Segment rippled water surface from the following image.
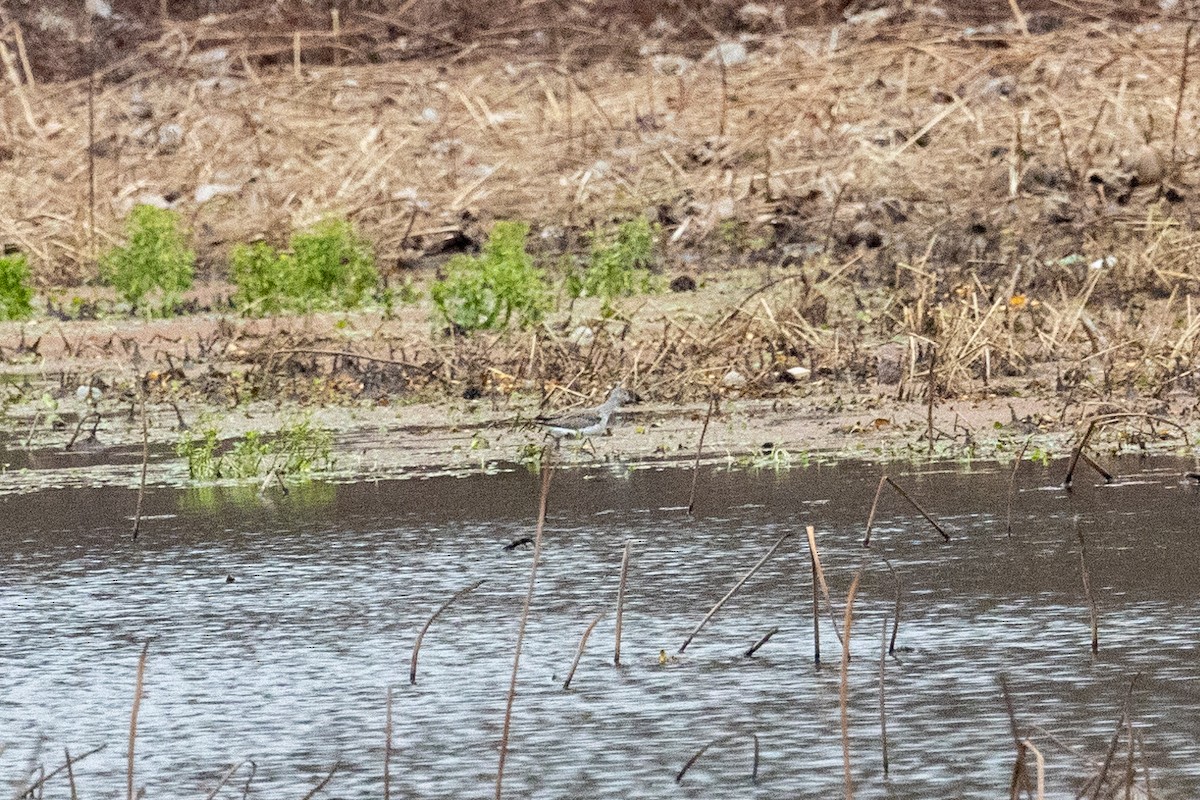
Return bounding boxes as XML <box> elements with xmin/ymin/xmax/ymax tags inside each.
<box><xmin>3</xmin><ymin>457</ymin><xmax>1199</xmax><ymax>798</ymax></box>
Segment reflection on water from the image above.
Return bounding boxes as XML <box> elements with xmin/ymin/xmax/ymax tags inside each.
<box><xmin>2</xmin><ymin>457</ymin><xmax>1199</xmax><ymax>798</ymax></box>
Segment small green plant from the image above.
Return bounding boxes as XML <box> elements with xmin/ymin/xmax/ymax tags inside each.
<box><xmin>0</xmin><ymin>252</ymin><xmax>34</xmax><ymax>320</ymax></box>
<box><xmin>176</xmin><ymin>418</ymin><xmax>333</xmax><ymax>480</ymax></box>
<box><xmin>230</xmin><ymin>218</ymin><xmax>378</xmax><ymax>315</ymax></box>
<box><xmin>568</xmin><ymin>217</ymin><xmax>658</xmax><ymax>316</ymax></box>
<box><xmin>100</xmin><ymin>205</ymin><xmax>194</xmax><ymax>314</ymax></box>
<box><xmin>430</xmin><ymin>221</ymin><xmax>551</xmax><ymax>332</ymax></box>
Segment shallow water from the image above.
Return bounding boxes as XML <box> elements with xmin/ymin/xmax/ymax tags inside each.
<box><xmin>2</xmin><ymin>456</ymin><xmax>1199</xmax><ymax>798</ymax></box>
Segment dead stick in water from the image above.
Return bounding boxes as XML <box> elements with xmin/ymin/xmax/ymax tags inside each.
<box><xmin>878</xmin><ymin>616</ymin><xmax>890</xmax><ymax>777</ymax></box>
<box><xmin>805</xmin><ymin>524</ymin><xmax>844</xmax><ymax>650</ymax></box>
<box><xmin>840</xmin><ymin>570</ymin><xmax>863</xmax><ymax>800</ymax></box>
<box><xmin>744</xmin><ymin>627</ymin><xmax>779</xmax><ymax>657</ymax></box>
<box><xmin>614</xmin><ymin>540</ymin><xmax>631</xmax><ymax>665</ymax></box>
<box><xmin>18</xmin><ymin>745</ymin><xmax>105</xmax><ymax>799</ymax></box>
<box><xmin>1079</xmin><ymin>450</ymin><xmax>1113</xmax><ymax>483</ymax></box>
<box><xmin>65</xmin><ymin>748</ymin><xmax>78</xmax><ymax>800</ymax></box>
<box><xmin>203</xmin><ymin>761</ymin><xmax>252</xmax><ymax>800</ymax></box>
<box><xmin>687</xmin><ymin>394</ymin><xmax>716</xmax><ymax>516</ymax></box>
<box><xmin>299</xmin><ymin>762</ymin><xmax>341</xmax><ymax>800</ymax></box>
<box><xmin>127</xmin><ymin>640</ymin><xmax>150</xmax><ymax>800</ymax></box>
<box><xmin>1021</xmin><ymin>740</ymin><xmax>1045</xmax><ymax>800</ymax></box>
<box><xmin>1077</xmin><ymin>520</ymin><xmax>1099</xmax><ymax>655</ymax></box>
<box><xmin>410</xmin><ymin>579</ymin><xmax>486</xmax><ymax>684</ymax></box>
<box><xmin>1006</xmin><ymin>438</ymin><xmax>1030</xmax><ymax>536</ymax></box>
<box><xmin>132</xmin><ymin>391</ymin><xmax>149</xmax><ymax>540</ymax></box>
<box><xmin>1064</xmin><ymin>419</ymin><xmax>1099</xmax><ymax>488</ymax></box>
<box><xmin>885</xmin><ymin>477</ymin><xmax>949</xmax><ymax>541</ymax></box>
<box><xmin>880</xmin><ymin>557</ymin><xmax>901</xmax><ymax>655</ymax></box>
<box><xmin>862</xmin><ymin>475</ymin><xmax>887</xmax><ymax>547</ymax></box>
<box><xmin>1090</xmin><ymin>674</ymin><xmax>1140</xmax><ymax>800</ymax></box>
<box><xmin>383</xmin><ymin>688</ymin><xmax>393</xmax><ymax>800</ymax></box>
<box><xmin>675</xmin><ymin>732</ymin><xmax>759</xmax><ymax>784</ymax></box>
<box><xmin>999</xmin><ymin>674</ymin><xmax>1033</xmax><ymax>800</ymax></box>
<box><xmin>495</xmin><ymin>452</ymin><xmax>554</xmax><ymax>800</ymax></box>
<box><xmin>678</xmin><ymin>531</ymin><xmax>792</xmax><ymax>653</ymax></box>
<box><xmin>563</xmin><ymin>612</ymin><xmax>606</xmax><ymax>689</ymax></box>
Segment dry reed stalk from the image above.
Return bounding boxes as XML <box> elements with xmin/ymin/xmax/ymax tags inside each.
<box><xmin>863</xmin><ymin>476</ymin><xmax>949</xmax><ymax>545</ymax></box>
<box><xmin>999</xmin><ymin>674</ymin><xmax>1033</xmax><ymax>800</ymax></box>
<box><xmin>65</xmin><ymin>748</ymin><xmax>77</xmax><ymax>800</ymax></box>
<box><xmin>839</xmin><ymin>570</ymin><xmax>863</xmax><ymax>800</ymax></box>
<box><xmin>132</xmin><ymin>390</ymin><xmax>149</xmax><ymax>540</ymax></box>
<box><xmin>563</xmin><ymin>612</ymin><xmax>605</xmax><ymax>689</ymax></box>
<box><xmin>1089</xmin><ymin>674</ymin><xmax>1140</xmax><ymax>800</ymax></box>
<box><xmin>299</xmin><ymin>762</ymin><xmax>340</xmax><ymax>800</ymax></box>
<box><xmin>614</xmin><ymin>540</ymin><xmax>630</xmax><ymax>665</ymax></box>
<box><xmin>808</xmin><ymin>525</ymin><xmax>821</xmax><ymax>665</ymax></box>
<box><xmin>678</xmin><ymin>531</ymin><xmax>792</xmax><ymax>653</ymax></box>
<box><xmin>495</xmin><ymin>453</ymin><xmax>554</xmax><ymax>800</ymax></box>
<box><xmin>675</xmin><ymin>732</ymin><xmax>759</xmax><ymax>784</ymax></box>
<box><xmin>1020</xmin><ymin>740</ymin><xmax>1044</xmax><ymax>800</ymax></box>
<box><xmin>862</xmin><ymin>475</ymin><xmax>887</xmax><ymax>547</ymax></box>
<box><xmin>409</xmin><ymin>578</ymin><xmax>485</xmax><ymax>684</ymax></box>
<box><xmin>203</xmin><ymin>761</ymin><xmax>251</xmax><ymax>800</ymax></box>
<box><xmin>1077</xmin><ymin>521</ymin><xmax>1099</xmax><ymax>655</ymax></box>
<box><xmin>925</xmin><ymin>346</ymin><xmax>936</xmax><ymax>455</ymax></box>
<box><xmin>687</xmin><ymin>394</ymin><xmax>716</xmax><ymax>516</ymax></box>
<box><xmin>880</xmin><ymin>557</ymin><xmax>901</xmax><ymax>655</ymax></box>
<box><xmin>127</xmin><ymin>640</ymin><xmax>150</xmax><ymax>800</ymax></box>
<box><xmin>1005</xmin><ymin>438</ymin><xmax>1030</xmax><ymax>536</ymax></box>
<box><xmin>878</xmin><ymin>616</ymin><xmax>889</xmax><ymax>777</ymax></box>
<box><xmin>384</xmin><ymin>687</ymin><xmax>393</xmax><ymax>800</ymax></box>
<box><xmin>1170</xmin><ymin>25</ymin><xmax>1195</xmax><ymax>172</ymax></box>
<box><xmin>744</xmin><ymin>626</ymin><xmax>778</xmax><ymax>657</ymax></box>
<box><xmin>0</xmin><ymin>39</ymin><xmax>39</xmax><ymax>138</ymax></box>
<box><xmin>1079</xmin><ymin>451</ymin><xmax>1114</xmax><ymax>484</ymax></box>
<box><xmin>18</xmin><ymin>745</ymin><xmax>105</xmax><ymax>800</ymax></box>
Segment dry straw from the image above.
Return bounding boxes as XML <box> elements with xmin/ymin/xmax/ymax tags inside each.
<box><xmin>409</xmin><ymin>578</ymin><xmax>485</xmax><ymax>684</ymax></box>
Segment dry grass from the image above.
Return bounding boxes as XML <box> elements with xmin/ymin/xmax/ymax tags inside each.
<box><xmin>7</xmin><ymin>14</ymin><xmax>1200</xmax><ymax>415</ymax></box>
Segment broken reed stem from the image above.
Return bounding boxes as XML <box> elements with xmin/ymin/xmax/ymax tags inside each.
<box><xmin>1077</xmin><ymin>521</ymin><xmax>1099</xmax><ymax>655</ymax></box>
<box><xmin>65</xmin><ymin>748</ymin><xmax>78</xmax><ymax>800</ymax></box>
<box><xmin>614</xmin><ymin>540</ymin><xmax>631</xmax><ymax>665</ymax></box>
<box><xmin>862</xmin><ymin>475</ymin><xmax>887</xmax><ymax>547</ymax></box>
<box><xmin>678</xmin><ymin>531</ymin><xmax>792</xmax><ymax>653</ymax></box>
<box><xmin>687</xmin><ymin>394</ymin><xmax>716</xmax><ymax>515</ymax></box>
<box><xmin>805</xmin><ymin>524</ymin><xmax>845</xmax><ymax>651</ymax></box>
<box><xmin>384</xmin><ymin>688</ymin><xmax>393</xmax><ymax>800</ymax></box>
<box><xmin>864</xmin><ymin>476</ymin><xmax>950</xmax><ymax>545</ymax></box>
<box><xmin>1064</xmin><ymin>419</ymin><xmax>1099</xmax><ymax>488</ymax></box>
<box><xmin>495</xmin><ymin>453</ymin><xmax>554</xmax><ymax>800</ymax></box>
<box><xmin>1079</xmin><ymin>451</ymin><xmax>1113</xmax><ymax>483</ymax></box>
<box><xmin>675</xmin><ymin>732</ymin><xmax>759</xmax><ymax>784</ymax></box>
<box><xmin>409</xmin><ymin>578</ymin><xmax>486</xmax><ymax>684</ymax></box>
<box><xmin>840</xmin><ymin>570</ymin><xmax>863</xmax><ymax>800</ymax></box>
<box><xmin>999</xmin><ymin>674</ymin><xmax>1033</xmax><ymax>800</ymax></box>
<box><xmin>878</xmin><ymin>616</ymin><xmax>889</xmax><ymax>777</ymax></box>
<box><xmin>809</xmin><ymin>525</ymin><xmax>821</xmax><ymax>664</ymax></box>
<box><xmin>1006</xmin><ymin>438</ymin><xmax>1030</xmax><ymax>536</ymax></box>
<box><xmin>880</xmin><ymin>557</ymin><xmax>901</xmax><ymax>655</ymax></box>
<box><xmin>1020</xmin><ymin>740</ymin><xmax>1045</xmax><ymax>800</ymax></box>
<box><xmin>1171</xmin><ymin>24</ymin><xmax>1195</xmax><ymax>171</ymax></box>
<box><xmin>18</xmin><ymin>745</ymin><xmax>105</xmax><ymax>799</ymax></box>
<box><xmin>1090</xmin><ymin>674</ymin><xmax>1140</xmax><ymax>800</ymax></box>
<box><xmin>132</xmin><ymin>390</ymin><xmax>149</xmax><ymax>540</ymax></box>
<box><xmin>203</xmin><ymin>761</ymin><xmax>251</xmax><ymax>800</ymax></box>
<box><xmin>127</xmin><ymin>640</ymin><xmax>150</xmax><ymax>800</ymax></box>
<box><xmin>299</xmin><ymin>762</ymin><xmax>340</xmax><ymax>800</ymax></box>
<box><xmin>563</xmin><ymin>612</ymin><xmax>606</xmax><ymax>689</ymax></box>
<box><xmin>744</xmin><ymin>626</ymin><xmax>778</xmax><ymax>657</ymax></box>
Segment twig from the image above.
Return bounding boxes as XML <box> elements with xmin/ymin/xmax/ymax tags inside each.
<box><xmin>203</xmin><ymin>761</ymin><xmax>252</xmax><ymax>800</ymax></box>
<box><xmin>840</xmin><ymin>570</ymin><xmax>863</xmax><ymax>800</ymax></box>
<box><xmin>1021</xmin><ymin>740</ymin><xmax>1045</xmax><ymax>800</ymax></box>
<box><xmin>675</xmin><ymin>732</ymin><xmax>759</xmax><ymax>784</ymax></box>
<box><xmin>1090</xmin><ymin>675</ymin><xmax>1140</xmax><ymax>800</ymax></box>
<box><xmin>1077</xmin><ymin>520</ymin><xmax>1099</xmax><ymax>654</ymax></box>
<box><xmin>1006</xmin><ymin>438</ymin><xmax>1031</xmax><ymax>536</ymax></box>
<box><xmin>17</xmin><ymin>745</ymin><xmax>105</xmax><ymax>799</ymax></box>
<box><xmin>614</xmin><ymin>540</ymin><xmax>631</xmax><ymax>665</ymax></box>
<box><xmin>878</xmin><ymin>616</ymin><xmax>890</xmax><ymax>776</ymax></box>
<box><xmin>880</xmin><ymin>557</ymin><xmax>901</xmax><ymax>655</ymax></box>
<box><xmin>409</xmin><ymin>579</ymin><xmax>486</xmax><ymax>684</ymax></box>
<box><xmin>864</xmin><ymin>476</ymin><xmax>950</xmax><ymax>545</ymax></box>
<box><xmin>563</xmin><ymin>612</ymin><xmax>606</xmax><ymax>689</ymax></box>
<box><xmin>132</xmin><ymin>391</ymin><xmax>149</xmax><ymax>541</ymax></box>
<box><xmin>678</xmin><ymin>531</ymin><xmax>792</xmax><ymax>653</ymax></box>
<box><xmin>299</xmin><ymin>761</ymin><xmax>340</xmax><ymax>800</ymax></box>
<box><xmin>862</xmin><ymin>475</ymin><xmax>887</xmax><ymax>547</ymax></box>
<box><xmin>495</xmin><ymin>452</ymin><xmax>554</xmax><ymax>800</ymax></box>
<box><xmin>999</xmin><ymin>674</ymin><xmax>1033</xmax><ymax>800</ymax></box>
<box><xmin>127</xmin><ymin>640</ymin><xmax>150</xmax><ymax>800</ymax></box>
<box><xmin>744</xmin><ymin>627</ymin><xmax>779</xmax><ymax>657</ymax></box>
<box><xmin>687</xmin><ymin>394</ymin><xmax>716</xmax><ymax>515</ymax></box>
<box><xmin>65</xmin><ymin>748</ymin><xmax>78</xmax><ymax>800</ymax></box>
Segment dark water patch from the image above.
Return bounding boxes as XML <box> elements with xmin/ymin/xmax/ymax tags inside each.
<box><xmin>2</xmin><ymin>456</ymin><xmax>1199</xmax><ymax>798</ymax></box>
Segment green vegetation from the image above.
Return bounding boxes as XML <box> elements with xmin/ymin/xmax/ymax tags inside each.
<box><xmin>177</xmin><ymin>418</ymin><xmax>334</xmax><ymax>480</ymax></box>
<box><xmin>568</xmin><ymin>217</ymin><xmax>658</xmax><ymax>316</ymax></box>
<box><xmin>0</xmin><ymin>252</ymin><xmax>34</xmax><ymax>320</ymax></box>
<box><xmin>231</xmin><ymin>218</ymin><xmax>378</xmax><ymax>315</ymax></box>
<box><xmin>100</xmin><ymin>205</ymin><xmax>194</xmax><ymax>314</ymax></box>
<box><xmin>430</xmin><ymin>221</ymin><xmax>551</xmax><ymax>332</ymax></box>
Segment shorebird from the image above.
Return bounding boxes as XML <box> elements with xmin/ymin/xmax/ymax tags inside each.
<box><xmin>535</xmin><ymin>385</ymin><xmax>633</xmax><ymax>450</ymax></box>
